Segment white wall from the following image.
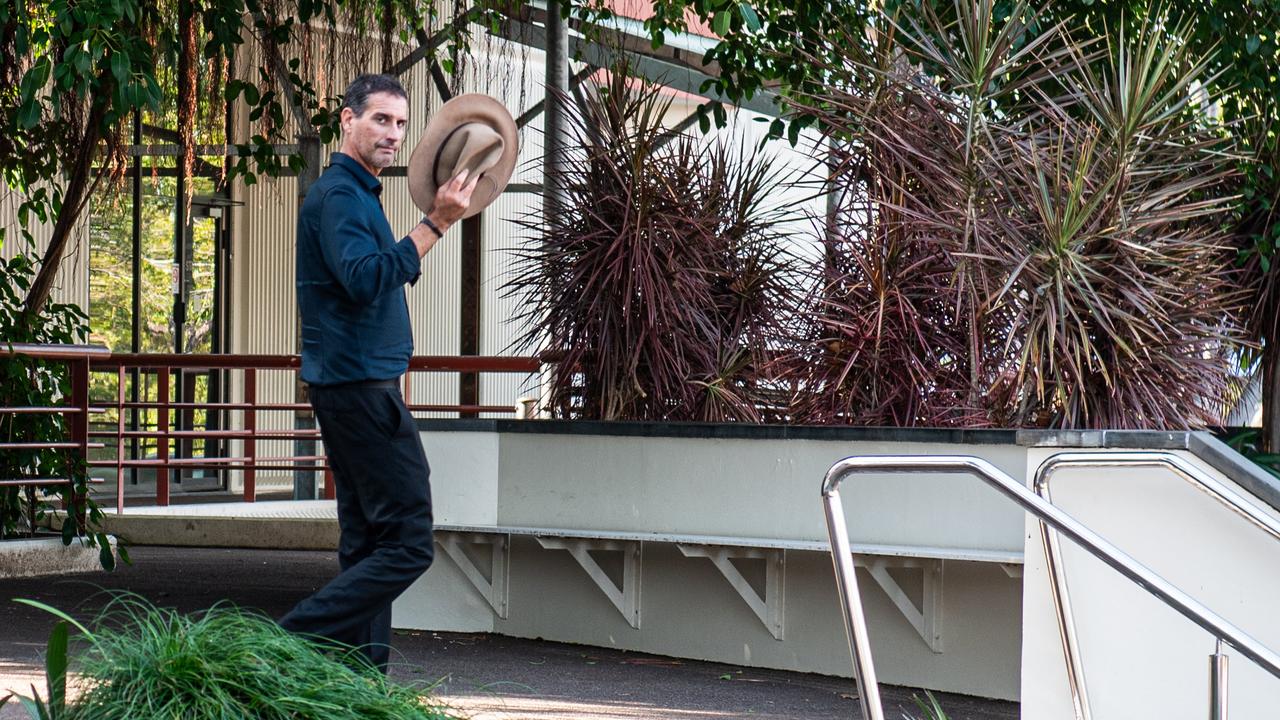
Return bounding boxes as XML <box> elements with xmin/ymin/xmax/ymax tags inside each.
<box><xmin>1020</xmin><ymin>448</ymin><xmax>1280</xmax><ymax>719</ymax></box>
<box><xmin>398</xmin><ymin>429</ymin><xmax>1028</xmax><ymax>700</ymax></box>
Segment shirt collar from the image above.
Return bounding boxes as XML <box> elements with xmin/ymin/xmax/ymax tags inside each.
<box><xmin>330</xmin><ymin>152</ymin><xmax>382</xmax><ymax>195</ymax></box>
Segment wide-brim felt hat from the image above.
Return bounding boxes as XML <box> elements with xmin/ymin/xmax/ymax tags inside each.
<box><xmin>408</xmin><ymin>93</ymin><xmax>518</xmax><ymax>220</ymax></box>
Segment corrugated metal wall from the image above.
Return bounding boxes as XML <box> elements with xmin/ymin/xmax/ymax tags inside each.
<box><xmin>228</xmin><ymin>34</ymin><xmax>554</xmax><ymax>434</ymax></box>
<box><xmin>226</xmin><ymin>32</ymin><xmax>549</xmax><ymax>485</ymax></box>
<box><xmin>0</xmin><ymin>191</ymin><xmax>92</xmax><ymax>319</ymax></box>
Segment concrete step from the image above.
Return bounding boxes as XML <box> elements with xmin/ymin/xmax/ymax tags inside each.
<box><xmin>53</xmin><ymin>500</ymin><xmax>339</xmax><ymax>550</ymax></box>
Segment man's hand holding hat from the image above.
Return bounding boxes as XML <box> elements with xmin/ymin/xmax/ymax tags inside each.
<box><xmin>406</xmin><ymin>93</ymin><xmax>519</xmax><ymax>258</ymax></box>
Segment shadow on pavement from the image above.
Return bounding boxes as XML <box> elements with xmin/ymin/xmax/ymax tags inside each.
<box><xmin>0</xmin><ymin>546</ymin><xmax>1018</xmax><ymax>720</ymax></box>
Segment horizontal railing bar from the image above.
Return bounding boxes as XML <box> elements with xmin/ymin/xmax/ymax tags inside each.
<box><xmin>115</xmin><ymin>401</ymin><xmax>315</xmax><ymax>411</ymax></box>
<box><xmin>90</xmin><ymin>353</ymin><xmax>302</xmax><ymax>369</ymax></box>
<box><xmin>88</xmin><ymin>429</ymin><xmax>323</xmax><ymax>440</ymax></box>
<box><xmin>0</xmin><ymin>442</ymin><xmax>107</xmax><ymax>450</ymax></box>
<box><xmin>407</xmin><ymin>404</ymin><xmax>517</xmax><ymax>414</ymax></box>
<box><xmin>409</xmin><ymin>356</ymin><xmax>541</xmax><ymax>372</ymax></box>
<box><xmin>88</xmin><ymin>462</ymin><xmax>329</xmax><ymax>473</ymax></box>
<box><xmin>0</xmin><ymin>344</ymin><xmax>111</xmax><ymax>359</ymax></box>
<box><xmin>91</xmin><ymin>456</ymin><xmax>328</xmax><ymax>467</ymax></box>
<box><xmin>88</xmin><ymin>353</ymin><xmax>540</xmax><ymax>372</ymax></box>
<box><xmin>0</xmin><ymin>478</ymin><xmax>102</xmax><ymax>486</ymax></box>
<box><xmin>1</xmin><ymin>407</ymin><xmax>107</xmax><ymax>415</ymax></box>
<box><xmin>100</xmin><ymin>401</ymin><xmax>517</xmax><ymax>414</ymax></box>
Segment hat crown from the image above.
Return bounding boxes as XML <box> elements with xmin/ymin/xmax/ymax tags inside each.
<box><xmin>408</xmin><ymin>93</ymin><xmax>517</xmax><ymax>220</ymax></box>
<box><xmin>434</xmin><ymin>123</ymin><xmax>505</xmax><ymax>185</ymax></box>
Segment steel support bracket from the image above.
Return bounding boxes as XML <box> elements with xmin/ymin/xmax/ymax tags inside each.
<box><xmin>1000</xmin><ymin>563</ymin><xmax>1024</xmax><ymax>579</ymax></box>
<box><xmin>861</xmin><ymin>556</ymin><xmax>944</xmax><ymax>653</ymax></box>
<box><xmin>437</xmin><ymin>530</ymin><xmax>510</xmax><ymax>618</ymax></box>
<box><xmin>537</xmin><ymin>537</ymin><xmax>642</xmax><ymax>628</ymax></box>
<box><xmin>678</xmin><ymin>544</ymin><xmax>786</xmax><ymax>640</ymax></box>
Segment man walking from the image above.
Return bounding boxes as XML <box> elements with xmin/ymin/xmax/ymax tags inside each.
<box><xmin>281</xmin><ymin>73</ymin><xmax>478</xmax><ymax>672</ymax></box>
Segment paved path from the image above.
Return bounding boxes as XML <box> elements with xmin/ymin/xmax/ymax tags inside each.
<box><xmin>0</xmin><ymin>546</ymin><xmax>1018</xmax><ymax>720</ymax></box>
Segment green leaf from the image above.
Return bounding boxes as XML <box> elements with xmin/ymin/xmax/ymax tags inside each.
<box><xmin>17</xmin><ymin>691</ymin><xmax>49</xmax><ymax>720</ymax></box>
<box><xmin>738</xmin><ymin>3</ymin><xmax>761</xmax><ymax>32</ymax></box>
<box><xmin>99</xmin><ymin>541</ymin><xmax>116</xmax><ymax>571</ymax></box>
<box><xmin>110</xmin><ymin>51</ymin><xmax>128</xmax><ymax>86</ymax></box>
<box><xmin>1246</xmin><ymin>35</ymin><xmax>1261</xmax><ymax>54</ymax></box>
<box><xmin>712</xmin><ymin>11</ymin><xmax>730</xmax><ymax>36</ymax></box>
<box><xmin>46</xmin><ymin>622</ymin><xmax>68</xmax><ymax>714</ymax></box>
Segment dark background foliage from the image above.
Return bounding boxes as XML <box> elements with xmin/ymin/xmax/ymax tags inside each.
<box><xmin>0</xmin><ymin>254</ymin><xmax>95</xmax><ymax>543</ymax></box>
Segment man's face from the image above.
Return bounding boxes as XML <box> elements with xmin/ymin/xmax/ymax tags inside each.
<box><xmin>340</xmin><ymin>92</ymin><xmax>409</xmax><ymax>175</ymax></box>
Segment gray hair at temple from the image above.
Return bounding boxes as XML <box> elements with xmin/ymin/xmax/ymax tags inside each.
<box><xmin>341</xmin><ymin>74</ymin><xmax>408</xmax><ymax>117</ymax></box>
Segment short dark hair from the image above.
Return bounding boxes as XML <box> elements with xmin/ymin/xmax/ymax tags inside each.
<box><xmin>341</xmin><ymin>74</ymin><xmax>407</xmax><ymax>117</ymax></box>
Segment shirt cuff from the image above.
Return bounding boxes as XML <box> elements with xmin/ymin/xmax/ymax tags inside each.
<box><xmin>395</xmin><ymin>235</ymin><xmax>422</xmax><ymax>286</ymax></box>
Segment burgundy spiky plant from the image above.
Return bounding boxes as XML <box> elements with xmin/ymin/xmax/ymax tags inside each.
<box><xmin>505</xmin><ymin>67</ymin><xmax>806</xmax><ymax>421</ymax></box>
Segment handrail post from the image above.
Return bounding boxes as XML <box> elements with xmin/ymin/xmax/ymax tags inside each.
<box><xmin>116</xmin><ymin>365</ymin><xmax>126</xmax><ymax>514</ymax></box>
<box><xmin>69</xmin><ymin>355</ymin><xmax>90</xmax><ymax>530</ymax></box>
<box><xmin>244</xmin><ymin>368</ymin><xmax>256</xmax><ymax>502</ymax></box>
<box><xmin>157</xmin><ymin>367</ymin><xmax>170</xmax><ymax>506</ymax></box>
<box><xmin>1210</xmin><ymin>639</ymin><xmax>1229</xmax><ymax>720</ymax></box>
<box><xmin>821</xmin><ymin>484</ymin><xmax>886</xmax><ymax>720</ymax></box>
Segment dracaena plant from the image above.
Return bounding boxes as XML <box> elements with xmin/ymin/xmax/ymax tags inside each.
<box><xmin>505</xmin><ymin>65</ymin><xmax>806</xmax><ymax>422</ymax></box>
<box><xmin>785</xmin><ymin>0</ymin><xmax>1250</xmax><ymax>428</ymax></box>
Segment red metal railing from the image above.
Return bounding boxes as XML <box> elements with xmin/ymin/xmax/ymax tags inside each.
<box><xmin>0</xmin><ymin>344</ymin><xmax>108</xmax><ymax>533</ymax></box>
<box><xmin>1</xmin><ymin>345</ymin><xmax>541</xmax><ymax>515</ymax></box>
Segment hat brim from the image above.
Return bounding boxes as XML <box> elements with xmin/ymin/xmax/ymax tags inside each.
<box><xmin>408</xmin><ymin>94</ymin><xmax>519</xmax><ymax>220</ymax></box>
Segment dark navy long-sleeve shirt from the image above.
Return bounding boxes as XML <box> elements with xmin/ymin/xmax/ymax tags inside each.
<box><xmin>296</xmin><ymin>152</ymin><xmax>421</xmax><ymax>386</ymax></box>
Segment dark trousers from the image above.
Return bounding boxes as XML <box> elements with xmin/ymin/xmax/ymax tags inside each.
<box><xmin>280</xmin><ymin>379</ymin><xmax>434</xmax><ymax>672</ymax></box>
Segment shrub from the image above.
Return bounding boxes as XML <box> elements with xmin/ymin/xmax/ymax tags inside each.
<box><xmin>785</xmin><ymin>0</ymin><xmax>1249</xmax><ymax>428</ymax></box>
<box><xmin>6</xmin><ymin>596</ymin><xmax>458</xmax><ymax>720</ymax></box>
<box><xmin>506</xmin><ymin>65</ymin><xmax>807</xmax><ymax>422</ymax></box>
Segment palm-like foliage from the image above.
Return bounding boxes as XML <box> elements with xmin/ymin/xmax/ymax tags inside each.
<box><xmin>788</xmin><ymin>0</ymin><xmax>1249</xmax><ymax>428</ymax></box>
<box><xmin>506</xmin><ymin>69</ymin><xmax>805</xmax><ymax>421</ymax></box>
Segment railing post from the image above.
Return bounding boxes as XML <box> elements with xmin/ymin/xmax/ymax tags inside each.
<box><xmin>821</xmin><ymin>484</ymin><xmax>886</xmax><ymax>720</ymax></box>
<box><xmin>157</xmin><ymin>367</ymin><xmax>170</xmax><ymax>506</ymax></box>
<box><xmin>1210</xmin><ymin>639</ymin><xmax>1229</xmax><ymax>720</ymax></box>
<box><xmin>69</xmin><ymin>355</ymin><xmax>90</xmax><ymax>530</ymax></box>
<box><xmin>116</xmin><ymin>365</ymin><xmax>126</xmax><ymax>514</ymax></box>
<box><xmin>323</xmin><ymin>467</ymin><xmax>335</xmax><ymax>500</ymax></box>
<box><xmin>244</xmin><ymin>368</ymin><xmax>256</xmax><ymax>502</ymax></box>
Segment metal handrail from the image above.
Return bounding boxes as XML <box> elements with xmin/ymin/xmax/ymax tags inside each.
<box><xmin>1032</xmin><ymin>451</ymin><xmax>1280</xmax><ymax>720</ymax></box>
<box><xmin>821</xmin><ymin>455</ymin><xmax>1280</xmax><ymax>720</ymax></box>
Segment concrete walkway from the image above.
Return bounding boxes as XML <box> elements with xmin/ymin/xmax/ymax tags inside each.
<box><xmin>0</xmin><ymin>546</ymin><xmax>1019</xmax><ymax>720</ymax></box>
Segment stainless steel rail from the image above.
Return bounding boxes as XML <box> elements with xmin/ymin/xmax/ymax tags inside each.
<box><xmin>1032</xmin><ymin>451</ymin><xmax>1280</xmax><ymax>720</ymax></box>
<box><xmin>822</xmin><ymin>455</ymin><xmax>1280</xmax><ymax>720</ymax></box>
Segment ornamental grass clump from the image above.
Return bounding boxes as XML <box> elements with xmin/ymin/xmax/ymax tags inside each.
<box><xmin>19</xmin><ymin>597</ymin><xmax>456</xmax><ymax>720</ymax></box>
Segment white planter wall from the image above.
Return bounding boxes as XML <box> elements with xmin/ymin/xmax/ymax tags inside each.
<box><xmin>400</xmin><ymin>424</ymin><xmax>1029</xmax><ymax>700</ymax></box>
<box><xmin>1020</xmin><ymin>447</ymin><xmax>1280</xmax><ymax>719</ymax></box>
<box><xmin>397</xmin><ymin>423</ymin><xmax>1280</xmax><ymax>707</ymax></box>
